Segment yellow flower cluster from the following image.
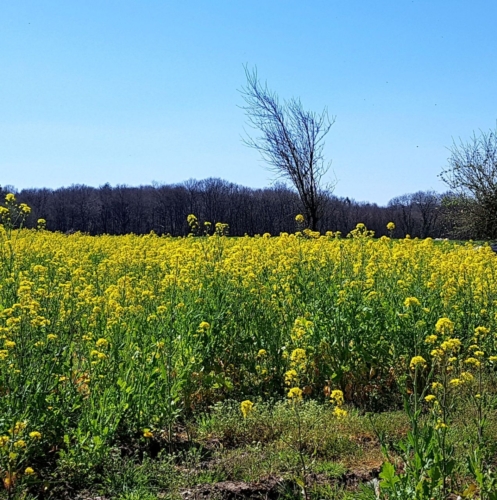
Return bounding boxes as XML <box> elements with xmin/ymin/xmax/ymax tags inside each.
<box><xmin>240</xmin><ymin>400</ymin><xmax>254</xmax><ymax>418</ymax></box>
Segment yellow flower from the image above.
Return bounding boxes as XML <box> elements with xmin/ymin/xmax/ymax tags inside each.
<box><xmin>287</xmin><ymin>387</ymin><xmax>303</xmax><ymax>400</ymax></box>
<box><xmin>333</xmin><ymin>407</ymin><xmax>348</xmax><ymax>418</ymax></box>
<box><xmin>24</xmin><ymin>467</ymin><xmax>35</xmax><ymax>475</ymax></box>
<box><xmin>431</xmin><ymin>349</ymin><xmax>444</xmax><ymax>359</ymax></box>
<box><xmin>295</xmin><ymin>214</ymin><xmax>305</xmax><ymax>223</ymax></box>
<box><xmin>29</xmin><ymin>431</ymin><xmax>42</xmax><ymax>440</ymax></box>
<box><xmin>47</xmin><ymin>334</ymin><xmax>57</xmax><ymax>341</ymax></box>
<box><xmin>465</xmin><ymin>357</ymin><xmax>481</xmax><ymax>367</ymax></box>
<box><xmin>0</xmin><ymin>436</ymin><xmax>9</xmax><ymax>446</ymax></box>
<box><xmin>14</xmin><ymin>439</ymin><xmax>26</xmax><ymax>448</ymax></box>
<box><xmin>425</xmin><ymin>335</ymin><xmax>438</xmax><ymax>344</ymax></box>
<box><xmin>143</xmin><ymin>429</ymin><xmax>153</xmax><ymax>438</ymax></box>
<box><xmin>440</xmin><ymin>338</ymin><xmax>461</xmax><ymax>352</ymax></box>
<box><xmin>424</xmin><ymin>394</ymin><xmax>436</xmax><ymax>402</ymax></box>
<box><xmin>0</xmin><ymin>350</ymin><xmax>8</xmax><ymax>360</ymax></box>
<box><xmin>431</xmin><ymin>381</ymin><xmax>443</xmax><ymax>390</ymax></box>
<box><xmin>435</xmin><ymin>318</ymin><xmax>454</xmax><ymax>335</ymax></box>
<box><xmin>198</xmin><ymin>321</ymin><xmax>210</xmax><ymax>331</ymax></box>
<box><xmin>404</xmin><ymin>297</ymin><xmax>420</xmax><ymax>308</ymax></box>
<box><xmin>11</xmin><ymin>421</ymin><xmax>26</xmax><ymax>434</ymax></box>
<box><xmin>290</xmin><ymin>348</ymin><xmax>306</xmax><ymax>365</ymax></box>
<box><xmin>240</xmin><ymin>400</ymin><xmax>254</xmax><ymax>418</ymax></box>
<box><xmin>409</xmin><ymin>356</ymin><xmax>427</xmax><ymax>370</ymax></box>
<box><xmin>435</xmin><ymin>420</ymin><xmax>448</xmax><ymax>430</ymax></box>
<box><xmin>4</xmin><ymin>340</ymin><xmax>15</xmax><ymax>349</ymax></box>
<box><xmin>257</xmin><ymin>349</ymin><xmax>267</xmax><ymax>357</ymax></box>
<box><xmin>330</xmin><ymin>389</ymin><xmax>344</xmax><ymax>406</ymax></box>
<box><xmin>19</xmin><ymin>203</ymin><xmax>31</xmax><ymax>214</ymax></box>
<box><xmin>95</xmin><ymin>338</ymin><xmax>109</xmax><ymax>347</ymax></box>
<box><xmin>460</xmin><ymin>372</ymin><xmax>474</xmax><ymax>382</ymax></box>
<box><xmin>474</xmin><ymin>326</ymin><xmax>490</xmax><ymax>337</ymax></box>
<box><xmin>284</xmin><ymin>369</ymin><xmax>298</xmax><ymax>385</ymax></box>
<box><xmin>386</xmin><ymin>222</ymin><xmax>395</xmax><ymax>231</ymax></box>
<box><xmin>449</xmin><ymin>378</ymin><xmax>463</xmax><ymax>387</ymax></box>
<box><xmin>5</xmin><ymin>193</ymin><xmax>16</xmax><ymax>203</ymax></box>
<box><xmin>489</xmin><ymin>356</ymin><xmax>497</xmax><ymax>362</ymax></box>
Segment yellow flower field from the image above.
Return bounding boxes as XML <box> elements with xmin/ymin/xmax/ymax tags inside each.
<box><xmin>1</xmin><ymin>195</ymin><xmax>497</xmax><ymax>493</ymax></box>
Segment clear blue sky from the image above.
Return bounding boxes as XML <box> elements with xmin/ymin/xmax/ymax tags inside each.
<box><xmin>1</xmin><ymin>1</ymin><xmax>496</xmax><ymax>205</ymax></box>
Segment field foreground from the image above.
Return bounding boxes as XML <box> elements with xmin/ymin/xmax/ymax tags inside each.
<box><xmin>1</xmin><ymin>219</ymin><xmax>497</xmax><ymax>498</ymax></box>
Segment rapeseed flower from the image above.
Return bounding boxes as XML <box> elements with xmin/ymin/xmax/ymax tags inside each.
<box><xmin>333</xmin><ymin>407</ymin><xmax>348</xmax><ymax>418</ymax></box>
<box><xmin>287</xmin><ymin>387</ymin><xmax>303</xmax><ymax>400</ymax></box>
<box><xmin>404</xmin><ymin>297</ymin><xmax>420</xmax><ymax>307</ymax></box>
<box><xmin>435</xmin><ymin>318</ymin><xmax>454</xmax><ymax>335</ymax></box>
<box><xmin>410</xmin><ymin>356</ymin><xmax>427</xmax><ymax>370</ymax></box>
<box><xmin>240</xmin><ymin>400</ymin><xmax>254</xmax><ymax>418</ymax></box>
<box><xmin>330</xmin><ymin>389</ymin><xmax>345</xmax><ymax>406</ymax></box>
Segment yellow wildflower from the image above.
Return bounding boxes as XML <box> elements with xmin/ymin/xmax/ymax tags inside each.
<box><xmin>290</xmin><ymin>348</ymin><xmax>306</xmax><ymax>365</ymax></box>
<box><xmin>287</xmin><ymin>387</ymin><xmax>303</xmax><ymax>400</ymax></box>
<box><xmin>474</xmin><ymin>326</ymin><xmax>490</xmax><ymax>337</ymax></box>
<box><xmin>435</xmin><ymin>318</ymin><xmax>454</xmax><ymax>335</ymax></box>
<box><xmin>330</xmin><ymin>389</ymin><xmax>345</xmax><ymax>406</ymax></box>
<box><xmin>29</xmin><ymin>431</ymin><xmax>42</xmax><ymax>440</ymax></box>
<box><xmin>449</xmin><ymin>378</ymin><xmax>463</xmax><ymax>387</ymax></box>
<box><xmin>143</xmin><ymin>429</ymin><xmax>153</xmax><ymax>438</ymax></box>
<box><xmin>240</xmin><ymin>400</ymin><xmax>254</xmax><ymax>418</ymax></box>
<box><xmin>24</xmin><ymin>467</ymin><xmax>35</xmax><ymax>475</ymax></box>
<box><xmin>284</xmin><ymin>369</ymin><xmax>298</xmax><ymax>385</ymax></box>
<box><xmin>95</xmin><ymin>338</ymin><xmax>109</xmax><ymax>347</ymax></box>
<box><xmin>404</xmin><ymin>297</ymin><xmax>420</xmax><ymax>308</ymax></box>
<box><xmin>424</xmin><ymin>394</ymin><xmax>437</xmax><ymax>402</ymax></box>
<box><xmin>431</xmin><ymin>349</ymin><xmax>444</xmax><ymax>359</ymax></box>
<box><xmin>435</xmin><ymin>420</ymin><xmax>448</xmax><ymax>430</ymax></box>
<box><xmin>333</xmin><ymin>407</ymin><xmax>348</xmax><ymax>418</ymax></box>
<box><xmin>409</xmin><ymin>356</ymin><xmax>427</xmax><ymax>370</ymax></box>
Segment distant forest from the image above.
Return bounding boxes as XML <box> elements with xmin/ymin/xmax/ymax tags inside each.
<box><xmin>1</xmin><ymin>179</ymin><xmax>452</xmax><ymax>238</ymax></box>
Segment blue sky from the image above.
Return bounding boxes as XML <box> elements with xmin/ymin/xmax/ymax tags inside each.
<box><xmin>1</xmin><ymin>1</ymin><xmax>496</xmax><ymax>205</ymax></box>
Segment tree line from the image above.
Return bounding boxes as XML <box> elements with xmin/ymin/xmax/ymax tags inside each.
<box><xmin>0</xmin><ymin>179</ymin><xmax>457</xmax><ymax>239</ymax></box>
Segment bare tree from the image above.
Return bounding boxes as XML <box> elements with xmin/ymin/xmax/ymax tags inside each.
<box><xmin>440</xmin><ymin>127</ymin><xmax>497</xmax><ymax>239</ymax></box>
<box><xmin>240</xmin><ymin>66</ymin><xmax>335</xmax><ymax>230</ymax></box>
